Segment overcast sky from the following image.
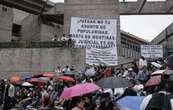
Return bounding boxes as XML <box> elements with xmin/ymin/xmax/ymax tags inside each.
<box><xmin>50</xmin><ymin>0</ymin><xmax>173</xmax><ymax>41</ymax></box>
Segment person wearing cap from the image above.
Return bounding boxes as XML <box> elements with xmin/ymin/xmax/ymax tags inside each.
<box><xmin>127</xmin><ymin>68</ymin><xmax>136</xmax><ymax>80</ymax></box>
<box><xmin>140</xmin><ymin>55</ymin><xmax>173</xmax><ymax>110</ymax></box>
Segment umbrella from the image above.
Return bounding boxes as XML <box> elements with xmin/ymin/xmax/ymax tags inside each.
<box><xmin>60</xmin><ymin>83</ymin><xmax>100</xmax><ymax>99</ymax></box>
<box><xmin>97</xmin><ymin>77</ymin><xmax>133</xmax><ymax>88</ymax></box>
<box><xmin>151</xmin><ymin>70</ymin><xmax>165</xmax><ymax>76</ymax></box>
<box><xmin>42</xmin><ymin>72</ymin><xmax>55</xmax><ymax>78</ymax></box>
<box><xmin>27</xmin><ymin>78</ymin><xmax>47</xmax><ymax>85</ymax></box>
<box><xmin>58</xmin><ymin>76</ymin><xmax>75</xmax><ymax>82</ymax></box>
<box><xmin>20</xmin><ymin>73</ymin><xmax>32</xmax><ymax>80</ymax></box>
<box><xmin>21</xmin><ymin>82</ymin><xmax>33</xmax><ymax>87</ymax></box>
<box><xmin>32</xmin><ymin>74</ymin><xmax>42</xmax><ymax>78</ymax></box>
<box><xmin>38</xmin><ymin>77</ymin><xmax>50</xmax><ymax>81</ymax></box>
<box><xmin>64</xmin><ymin>71</ymin><xmax>75</xmax><ymax>75</ymax></box>
<box><xmin>118</xmin><ymin>96</ymin><xmax>145</xmax><ymax>110</ymax></box>
<box><xmin>145</xmin><ymin>75</ymin><xmax>161</xmax><ymax>87</ymax></box>
<box><xmin>9</xmin><ymin>74</ymin><xmax>22</xmax><ymax>84</ymax></box>
<box><xmin>151</xmin><ymin>62</ymin><xmax>162</xmax><ymax>68</ymax></box>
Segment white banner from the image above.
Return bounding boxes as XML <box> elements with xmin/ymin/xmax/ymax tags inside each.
<box><xmin>70</xmin><ymin>17</ymin><xmax>117</xmax><ymax>49</ymax></box>
<box><xmin>141</xmin><ymin>45</ymin><xmax>163</xmax><ymax>58</ymax></box>
<box><xmin>70</xmin><ymin>17</ymin><xmax>118</xmax><ymax>66</ymax></box>
<box><xmin>86</xmin><ymin>48</ymin><xmax>118</xmax><ymax>66</ymax></box>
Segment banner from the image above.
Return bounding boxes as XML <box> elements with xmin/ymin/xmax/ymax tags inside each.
<box><xmin>86</xmin><ymin>48</ymin><xmax>118</xmax><ymax>66</ymax></box>
<box><xmin>141</xmin><ymin>45</ymin><xmax>163</xmax><ymax>58</ymax></box>
<box><xmin>70</xmin><ymin>17</ymin><xmax>118</xmax><ymax>66</ymax></box>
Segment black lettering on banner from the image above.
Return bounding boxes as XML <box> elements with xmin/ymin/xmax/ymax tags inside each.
<box><xmin>100</xmin><ymin>25</ymin><xmax>106</xmax><ymax>29</ymax></box>
<box><xmin>99</xmin><ymin>36</ymin><xmax>102</xmax><ymax>40</ymax></box>
<box><xmin>112</xmin><ymin>36</ymin><xmax>115</xmax><ymax>40</ymax></box>
<box><xmin>92</xmin><ymin>35</ymin><xmax>95</xmax><ymax>39</ymax></box>
<box><xmin>96</xmin><ymin>25</ymin><xmax>99</xmax><ymax>29</ymax></box>
<box><xmin>100</xmin><ymin>41</ymin><xmax>106</xmax><ymax>47</ymax></box>
<box><xmin>81</xmin><ymin>24</ymin><xmax>84</xmax><ymax>28</ymax></box>
<box><xmin>105</xmin><ymin>31</ymin><xmax>108</xmax><ymax>34</ymax></box>
<box><xmin>78</xmin><ymin>40</ymin><xmax>83</xmax><ymax>44</ymax></box>
<box><xmin>97</xmin><ymin>20</ymin><xmax>104</xmax><ymax>24</ymax></box>
<box><xmin>81</xmin><ymin>24</ymin><xmax>100</xmax><ymax>29</ymax></box>
<box><xmin>85</xmin><ymin>35</ymin><xmax>90</xmax><ymax>39</ymax></box>
<box><xmin>71</xmin><ymin>34</ymin><xmax>75</xmax><ymax>38</ymax></box>
<box><xmin>105</xmin><ymin>20</ymin><xmax>110</xmax><ymax>24</ymax></box>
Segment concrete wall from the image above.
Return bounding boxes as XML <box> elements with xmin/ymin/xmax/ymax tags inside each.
<box><xmin>21</xmin><ymin>14</ymin><xmax>41</xmax><ymax>41</ymax></box>
<box><xmin>0</xmin><ymin>48</ymin><xmax>85</xmax><ymax>78</ymax></box>
<box><xmin>40</xmin><ymin>24</ymin><xmax>63</xmax><ymax>41</ymax></box>
<box><xmin>0</xmin><ymin>5</ymin><xmax>13</xmax><ymax>42</ymax></box>
<box><xmin>13</xmin><ymin>9</ymin><xmax>29</xmax><ymax>25</ymax></box>
<box><xmin>46</xmin><ymin>3</ymin><xmax>64</xmax><ymax>15</ymax></box>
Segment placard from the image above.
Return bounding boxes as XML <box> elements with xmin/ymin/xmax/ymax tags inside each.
<box><xmin>141</xmin><ymin>45</ymin><xmax>163</xmax><ymax>58</ymax></box>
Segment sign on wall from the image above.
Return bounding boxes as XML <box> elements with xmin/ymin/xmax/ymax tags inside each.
<box><xmin>70</xmin><ymin>17</ymin><xmax>118</xmax><ymax>65</ymax></box>
<box><xmin>141</xmin><ymin>45</ymin><xmax>163</xmax><ymax>58</ymax></box>
<box><xmin>86</xmin><ymin>48</ymin><xmax>117</xmax><ymax>66</ymax></box>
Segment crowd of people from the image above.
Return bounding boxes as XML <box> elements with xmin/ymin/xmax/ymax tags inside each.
<box><xmin>0</xmin><ymin>55</ymin><xmax>173</xmax><ymax>110</ymax></box>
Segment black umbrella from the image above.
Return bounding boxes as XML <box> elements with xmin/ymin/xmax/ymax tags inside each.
<box><xmin>97</xmin><ymin>77</ymin><xmax>133</xmax><ymax>88</ymax></box>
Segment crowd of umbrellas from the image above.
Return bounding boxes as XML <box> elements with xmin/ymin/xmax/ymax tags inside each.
<box><xmin>0</xmin><ymin>61</ymin><xmax>168</xmax><ymax>110</ymax></box>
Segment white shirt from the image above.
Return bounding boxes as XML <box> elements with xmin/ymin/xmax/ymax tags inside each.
<box><xmin>139</xmin><ymin>59</ymin><xmax>147</xmax><ymax>69</ymax></box>
<box><xmin>123</xmin><ymin>70</ymin><xmax>129</xmax><ymax>77</ymax></box>
<box><xmin>8</xmin><ymin>84</ymin><xmax>15</xmax><ymax>97</ymax></box>
<box><xmin>61</xmin><ymin>36</ymin><xmax>69</xmax><ymax>41</ymax></box>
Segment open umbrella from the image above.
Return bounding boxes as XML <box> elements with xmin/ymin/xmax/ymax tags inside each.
<box><xmin>58</xmin><ymin>76</ymin><xmax>75</xmax><ymax>82</ymax></box>
<box><xmin>64</xmin><ymin>71</ymin><xmax>75</xmax><ymax>76</ymax></box>
<box><xmin>21</xmin><ymin>82</ymin><xmax>33</xmax><ymax>87</ymax></box>
<box><xmin>20</xmin><ymin>73</ymin><xmax>32</xmax><ymax>81</ymax></box>
<box><xmin>27</xmin><ymin>78</ymin><xmax>47</xmax><ymax>85</ymax></box>
<box><xmin>151</xmin><ymin>70</ymin><xmax>165</xmax><ymax>76</ymax></box>
<box><xmin>42</xmin><ymin>72</ymin><xmax>55</xmax><ymax>78</ymax></box>
<box><xmin>97</xmin><ymin>77</ymin><xmax>133</xmax><ymax>88</ymax></box>
<box><xmin>9</xmin><ymin>74</ymin><xmax>22</xmax><ymax>84</ymax></box>
<box><xmin>151</xmin><ymin>62</ymin><xmax>162</xmax><ymax>68</ymax></box>
<box><xmin>118</xmin><ymin>96</ymin><xmax>145</xmax><ymax>110</ymax></box>
<box><xmin>145</xmin><ymin>75</ymin><xmax>161</xmax><ymax>87</ymax></box>
<box><xmin>38</xmin><ymin>77</ymin><xmax>50</xmax><ymax>81</ymax></box>
<box><xmin>60</xmin><ymin>83</ymin><xmax>100</xmax><ymax>100</ymax></box>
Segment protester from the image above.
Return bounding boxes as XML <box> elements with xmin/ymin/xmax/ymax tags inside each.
<box><xmin>127</xmin><ymin>68</ymin><xmax>136</xmax><ymax>80</ymax></box>
<box><xmin>52</xmin><ymin>34</ymin><xmax>58</xmax><ymax>41</ymax></box>
<box><xmin>71</xmin><ymin>97</ymin><xmax>85</xmax><ymax>110</ymax></box>
<box><xmin>99</xmin><ymin>93</ymin><xmax>120</xmax><ymax>110</ymax></box>
<box><xmin>62</xmin><ymin>65</ymin><xmax>71</xmax><ymax>73</ymax></box>
<box><xmin>140</xmin><ymin>55</ymin><xmax>173</xmax><ymax>110</ymax></box>
<box><xmin>139</xmin><ymin>56</ymin><xmax>147</xmax><ymax>69</ymax></box>
<box><xmin>132</xmin><ymin>60</ymin><xmax>139</xmax><ymax>75</ymax></box>
<box><xmin>3</xmin><ymin>80</ymin><xmax>15</xmax><ymax>110</ymax></box>
<box><xmin>55</xmin><ymin>66</ymin><xmax>62</xmax><ymax>76</ymax></box>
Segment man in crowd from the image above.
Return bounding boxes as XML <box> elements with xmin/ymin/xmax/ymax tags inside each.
<box><xmin>140</xmin><ymin>55</ymin><xmax>173</xmax><ymax>110</ymax></box>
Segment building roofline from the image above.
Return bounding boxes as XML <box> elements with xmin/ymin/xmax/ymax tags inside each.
<box><xmin>121</xmin><ymin>30</ymin><xmax>149</xmax><ymax>44</ymax></box>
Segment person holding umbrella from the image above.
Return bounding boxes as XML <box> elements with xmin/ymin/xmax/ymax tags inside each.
<box><xmin>140</xmin><ymin>55</ymin><xmax>173</xmax><ymax>110</ymax></box>
<box><xmin>99</xmin><ymin>93</ymin><xmax>120</xmax><ymax>110</ymax></box>
<box><xmin>72</xmin><ymin>97</ymin><xmax>85</xmax><ymax>110</ymax></box>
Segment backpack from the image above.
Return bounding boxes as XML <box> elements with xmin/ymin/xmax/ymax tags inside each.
<box><xmin>145</xmin><ymin>92</ymin><xmax>173</xmax><ymax>110</ymax></box>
